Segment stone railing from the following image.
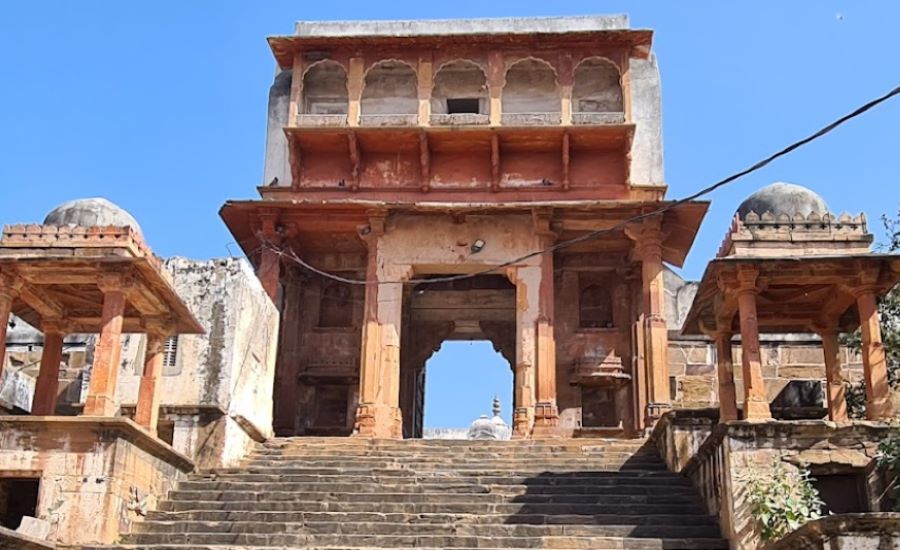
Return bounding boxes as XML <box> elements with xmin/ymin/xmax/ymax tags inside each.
<box><xmin>651</xmin><ymin>408</ymin><xmax>718</xmax><ymax>472</ymax></box>
<box><xmin>0</xmin><ymin>224</ymin><xmax>164</xmax><ymax>272</ymax></box>
<box><xmin>717</xmin><ymin>211</ymin><xmax>872</xmax><ymax>258</ymax></box>
<box><xmin>571</xmin><ymin>111</ymin><xmax>625</xmax><ymax>125</ymax></box>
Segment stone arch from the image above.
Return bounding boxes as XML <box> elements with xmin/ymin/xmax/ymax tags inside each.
<box><xmin>431</xmin><ymin>59</ymin><xmax>488</xmax><ymax>115</ymax></box>
<box><xmin>572</xmin><ymin>57</ymin><xmax>623</xmax><ymax>113</ymax></box>
<box><xmin>361</xmin><ymin>59</ymin><xmax>418</xmax><ymax>115</ymax></box>
<box><xmin>502</xmin><ymin>57</ymin><xmax>560</xmax><ymax>114</ymax></box>
<box><xmin>301</xmin><ymin>60</ymin><xmax>348</xmax><ymax>115</ymax></box>
<box><xmin>580</xmin><ymin>285</ymin><xmax>613</xmax><ymax>328</ymax></box>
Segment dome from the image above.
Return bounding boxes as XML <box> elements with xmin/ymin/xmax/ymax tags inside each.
<box><xmin>736</xmin><ymin>182</ymin><xmax>829</xmax><ymax>220</ymax></box>
<box><xmin>43</xmin><ymin>198</ymin><xmax>142</xmax><ymax>236</ymax></box>
<box><xmin>467</xmin><ymin>415</ymin><xmax>498</xmax><ymax>440</ymax></box>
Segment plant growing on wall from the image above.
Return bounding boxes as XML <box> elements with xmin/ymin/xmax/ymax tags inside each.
<box><xmin>876</xmin><ymin>426</ymin><xmax>900</xmax><ymax>511</ymax></box>
<box><xmin>740</xmin><ymin>457</ymin><xmax>824</xmax><ymax>542</ymax></box>
<box><xmin>843</xmin><ymin>209</ymin><xmax>900</xmax><ymax>418</ymax></box>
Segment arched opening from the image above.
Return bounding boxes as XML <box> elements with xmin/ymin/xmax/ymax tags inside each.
<box><xmin>502</xmin><ymin>58</ymin><xmax>560</xmax><ymax>117</ymax></box>
<box><xmin>422</xmin><ymin>341</ymin><xmax>512</xmax><ymax>436</ymax></box>
<box><xmin>431</xmin><ymin>60</ymin><xmax>488</xmax><ymax>120</ymax></box>
<box><xmin>301</xmin><ymin>61</ymin><xmax>348</xmax><ymax>115</ymax></box>
<box><xmin>399</xmin><ymin>274</ymin><xmax>516</xmax><ymax>438</ymax></box>
<box><xmin>580</xmin><ymin>284</ymin><xmax>613</xmax><ymax>328</ymax></box>
<box><xmin>572</xmin><ymin>58</ymin><xmax>623</xmax><ymax>124</ymax></box>
<box><xmin>360</xmin><ymin>60</ymin><xmax>418</xmax><ymax>118</ymax></box>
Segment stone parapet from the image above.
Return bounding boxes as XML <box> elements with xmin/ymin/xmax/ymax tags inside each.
<box><xmin>717</xmin><ymin>211</ymin><xmax>873</xmax><ymax>258</ymax></box>
<box><xmin>769</xmin><ymin>513</ymin><xmax>900</xmax><ymax>550</ymax></box>
<box><xmin>0</xmin><ymin>416</ymin><xmax>193</xmax><ymax>545</ymax></box>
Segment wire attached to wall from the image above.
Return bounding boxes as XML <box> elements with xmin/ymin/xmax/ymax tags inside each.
<box><xmin>264</xmin><ymin>84</ymin><xmax>900</xmax><ymax>287</ymax></box>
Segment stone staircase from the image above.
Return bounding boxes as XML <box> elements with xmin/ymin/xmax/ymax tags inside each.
<box><xmin>85</xmin><ymin>437</ymin><xmax>728</xmax><ymax>549</ymax></box>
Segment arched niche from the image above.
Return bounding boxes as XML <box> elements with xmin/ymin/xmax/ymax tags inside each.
<box><xmin>431</xmin><ymin>60</ymin><xmax>488</xmax><ymax>116</ymax></box>
<box><xmin>572</xmin><ymin>58</ymin><xmax>623</xmax><ymax>114</ymax></box>
<box><xmin>302</xmin><ymin>61</ymin><xmax>348</xmax><ymax>115</ymax></box>
<box><xmin>502</xmin><ymin>58</ymin><xmax>560</xmax><ymax>115</ymax></box>
<box><xmin>579</xmin><ymin>285</ymin><xmax>613</xmax><ymax>329</ymax></box>
<box><xmin>361</xmin><ymin>60</ymin><xmax>418</xmax><ymax>116</ymax></box>
<box><xmin>318</xmin><ymin>283</ymin><xmax>353</xmax><ymax>328</ymax></box>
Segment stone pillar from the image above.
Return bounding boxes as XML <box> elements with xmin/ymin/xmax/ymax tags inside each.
<box><xmin>487</xmin><ymin>51</ymin><xmax>504</xmax><ymax>126</ymax></box>
<box><xmin>354</xmin><ymin>233</ymin><xmax>405</xmax><ymax>439</ymax></box>
<box><xmin>258</xmin><ymin>246</ymin><xmax>281</xmax><ymax>303</ymax></box>
<box><xmin>32</xmin><ymin>320</ymin><xmax>66</xmax><ymax>415</ymax></box>
<box><xmin>347</xmin><ymin>57</ymin><xmax>364</xmax><ymax>127</ymax></box>
<box><xmin>736</xmin><ymin>268</ymin><xmax>771</xmax><ymax>420</ymax></box>
<box><xmin>628</xmin><ymin>219</ymin><xmax>670</xmax><ymax>425</ymax></box>
<box><xmin>559</xmin><ymin>53</ymin><xmax>574</xmax><ymax>126</ymax></box>
<box><xmin>714</xmin><ymin>331</ymin><xmax>738</xmax><ymax>422</ymax></box>
<box><xmin>856</xmin><ymin>289</ymin><xmax>894</xmax><ymax>420</ymax></box>
<box><xmin>533</xmin><ymin>249</ymin><xmax>560</xmax><ymax>437</ymax></box>
<box><xmin>417</xmin><ymin>54</ymin><xmax>433</xmax><ymax>126</ymax></box>
<box><xmin>818</xmin><ymin>327</ymin><xmax>849</xmax><ymax>423</ymax></box>
<box><xmin>508</xmin><ymin>266</ymin><xmax>540</xmax><ymax>438</ymax></box>
<box><xmin>84</xmin><ymin>273</ymin><xmax>128</xmax><ymax>417</ymax></box>
<box><xmin>134</xmin><ymin>325</ymin><xmax>169</xmax><ymax>435</ymax></box>
<box><xmin>0</xmin><ymin>276</ymin><xmax>21</xmax><ymax>379</ymax></box>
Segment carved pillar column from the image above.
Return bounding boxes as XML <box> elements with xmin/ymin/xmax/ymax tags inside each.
<box><xmin>508</xmin><ymin>265</ymin><xmax>540</xmax><ymax>438</ymax></box>
<box><xmin>855</xmin><ymin>289</ymin><xmax>894</xmax><ymax>420</ymax></box>
<box><xmin>135</xmin><ymin>321</ymin><xmax>171</xmax><ymax>435</ymax></box>
<box><xmin>355</xmin><ymin>218</ymin><xmax>406</xmax><ymax>439</ymax></box>
<box><xmin>713</xmin><ymin>330</ymin><xmax>738</xmax><ymax>422</ymax></box>
<box><xmin>817</xmin><ymin>326</ymin><xmax>849</xmax><ymax>422</ymax></box>
<box><xmin>533</xmin><ymin>248</ymin><xmax>560</xmax><ymax>437</ymax></box>
<box><xmin>735</xmin><ymin>267</ymin><xmax>771</xmax><ymax>420</ymax></box>
<box><xmin>627</xmin><ymin>219</ymin><xmax>670</xmax><ymax>425</ymax></box>
<box><xmin>32</xmin><ymin>319</ymin><xmax>66</xmax><ymax>415</ymax></box>
<box><xmin>84</xmin><ymin>273</ymin><xmax>128</xmax><ymax>417</ymax></box>
<box><xmin>487</xmin><ymin>51</ymin><xmax>504</xmax><ymax>126</ymax></box>
<box><xmin>0</xmin><ymin>273</ymin><xmax>22</xmax><ymax>379</ymax></box>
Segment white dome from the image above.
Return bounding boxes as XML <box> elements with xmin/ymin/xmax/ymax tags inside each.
<box><xmin>44</xmin><ymin>198</ymin><xmax>143</xmax><ymax>236</ymax></box>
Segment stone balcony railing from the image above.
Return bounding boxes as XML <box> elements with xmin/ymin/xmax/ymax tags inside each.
<box><xmin>429</xmin><ymin>113</ymin><xmax>490</xmax><ymax>126</ymax></box>
<box><xmin>572</xmin><ymin>111</ymin><xmax>626</xmax><ymax>125</ymax></box>
<box><xmin>500</xmin><ymin>112</ymin><xmax>563</xmax><ymax>126</ymax></box>
<box><xmin>359</xmin><ymin>113</ymin><xmax>419</xmax><ymax>127</ymax></box>
<box><xmin>295</xmin><ymin>114</ymin><xmax>348</xmax><ymax>127</ymax></box>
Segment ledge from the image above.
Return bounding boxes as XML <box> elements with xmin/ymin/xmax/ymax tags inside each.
<box><xmin>0</xmin><ymin>416</ymin><xmax>194</xmax><ymax>473</ymax></box>
<box><xmin>769</xmin><ymin>513</ymin><xmax>900</xmax><ymax>549</ymax></box>
<box><xmin>0</xmin><ymin>526</ymin><xmax>55</xmax><ymax>550</ymax></box>
<box><xmin>681</xmin><ymin>419</ymin><xmax>893</xmax><ymax>478</ymax></box>
<box><xmin>572</xmin><ymin>112</ymin><xmax>626</xmax><ymax>125</ymax></box>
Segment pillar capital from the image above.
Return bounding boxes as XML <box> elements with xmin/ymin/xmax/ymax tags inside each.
<box><xmin>143</xmin><ymin>316</ymin><xmax>175</xmax><ymax>340</ymax></box>
<box><xmin>0</xmin><ymin>270</ymin><xmax>24</xmax><ymax>300</ymax></box>
<box><xmin>40</xmin><ymin>318</ymin><xmax>69</xmax><ymax>336</ymax></box>
<box><xmin>624</xmin><ymin>216</ymin><xmax>665</xmax><ymax>254</ymax></box>
<box><xmin>735</xmin><ymin>265</ymin><xmax>760</xmax><ymax>293</ymax></box>
<box><xmin>97</xmin><ymin>270</ymin><xmax>132</xmax><ymax>293</ymax></box>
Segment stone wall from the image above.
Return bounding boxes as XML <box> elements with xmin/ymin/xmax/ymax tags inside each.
<box><xmin>769</xmin><ymin>513</ymin><xmax>900</xmax><ymax>549</ymax></box>
<box><xmin>0</xmin><ymin>417</ymin><xmax>192</xmax><ymax>546</ymax></box>
<box><xmin>674</xmin><ymin>420</ymin><xmax>892</xmax><ymax>549</ymax></box>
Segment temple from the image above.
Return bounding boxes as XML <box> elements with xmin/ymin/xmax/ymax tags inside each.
<box><xmin>1</xmin><ymin>14</ymin><xmax>899</xmax><ymax>550</ymax></box>
<box><xmin>221</xmin><ymin>14</ymin><xmax>707</xmax><ymax>439</ymax></box>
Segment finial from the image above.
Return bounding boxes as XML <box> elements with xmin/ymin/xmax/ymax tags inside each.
<box><xmin>492</xmin><ymin>395</ymin><xmax>501</xmax><ymax>417</ymax></box>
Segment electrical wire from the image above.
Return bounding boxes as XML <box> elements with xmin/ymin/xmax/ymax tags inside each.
<box><xmin>264</xmin><ymin>84</ymin><xmax>900</xmax><ymax>287</ymax></box>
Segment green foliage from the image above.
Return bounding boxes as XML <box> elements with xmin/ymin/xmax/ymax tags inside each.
<box><xmin>876</xmin><ymin>427</ymin><xmax>900</xmax><ymax>511</ymax></box>
<box><xmin>740</xmin><ymin>458</ymin><xmax>824</xmax><ymax>542</ymax></box>
<box><xmin>843</xmin><ymin>209</ymin><xmax>900</xmax><ymax>419</ymax></box>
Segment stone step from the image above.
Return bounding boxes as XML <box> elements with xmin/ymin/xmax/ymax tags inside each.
<box><xmin>213</xmin><ymin>465</ymin><xmax>670</xmax><ymax>477</ymax></box>
<box><xmin>176</xmin><ymin>480</ymin><xmax>699</xmax><ymax>496</ymax></box>
<box><xmin>158</xmin><ymin>500</ymin><xmax>706</xmax><ymax>516</ymax></box>
<box><xmin>144</xmin><ymin>510</ymin><xmax>719</xmax><ymax>527</ymax></box>
<box><xmin>88</xmin><ymin>541</ymin><xmax>728</xmax><ymax>550</ymax></box>
<box><xmin>165</xmin><ymin>489</ymin><xmax>701</xmax><ymax>506</ymax></box>
<box><xmin>243</xmin><ymin>457</ymin><xmax>665</xmax><ymax>466</ymax></box>
<box><xmin>117</xmin><ymin>532</ymin><xmax>729</xmax><ymax>548</ymax></box>
<box><xmin>129</xmin><ymin>519</ymin><xmax>723</xmax><ymax>539</ymax></box>
<box><xmin>250</xmin><ymin>447</ymin><xmax>659</xmax><ymax>456</ymax></box>
<box><xmin>189</xmin><ymin>472</ymin><xmax>693</xmax><ymax>486</ymax></box>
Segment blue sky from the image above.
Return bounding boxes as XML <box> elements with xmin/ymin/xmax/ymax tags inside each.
<box><xmin>1</xmin><ymin>2</ymin><xmax>898</xmax><ymax>427</ymax></box>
